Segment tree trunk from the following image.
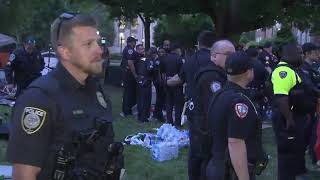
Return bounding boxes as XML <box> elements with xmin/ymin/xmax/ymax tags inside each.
<box><xmin>144</xmin><ymin>17</ymin><xmax>151</xmax><ymax>50</ymax></box>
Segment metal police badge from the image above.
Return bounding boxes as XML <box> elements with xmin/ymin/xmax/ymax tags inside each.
<box><xmin>96</xmin><ymin>91</ymin><xmax>108</xmax><ymax>109</ymax></box>
<box><xmin>21</xmin><ymin>107</ymin><xmax>46</xmax><ymax>134</ymax></box>
<box><xmin>210</xmin><ymin>81</ymin><xmax>221</xmax><ymax>93</ymax></box>
<box><xmin>279</xmin><ymin>71</ymin><xmax>287</xmax><ymax>79</ymax></box>
<box><xmin>128</xmin><ymin>49</ymin><xmax>133</xmax><ymax>55</ymax></box>
<box><xmin>235</xmin><ymin>103</ymin><xmax>248</xmax><ymax>119</ymax></box>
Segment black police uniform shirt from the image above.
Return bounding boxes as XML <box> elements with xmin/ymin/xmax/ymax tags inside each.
<box><xmin>207</xmin><ymin>82</ymin><xmax>258</xmax><ymax>165</ymax></box>
<box><xmin>135</xmin><ymin>56</ymin><xmax>153</xmax><ymax>79</ymax></box>
<box><xmin>301</xmin><ymin>61</ymin><xmax>320</xmax><ymax>89</ymax></box>
<box><xmin>7</xmin><ymin>47</ymin><xmax>44</xmax><ymax>84</ymax></box>
<box><xmin>120</xmin><ymin>45</ymin><xmax>136</xmax><ymax>69</ymax></box>
<box><xmin>178</xmin><ymin>48</ymin><xmax>211</xmax><ymax>98</ymax></box>
<box><xmin>258</xmin><ymin>50</ymin><xmax>279</xmax><ymax>70</ymax></box>
<box><xmin>7</xmin><ymin>63</ymin><xmax>114</xmax><ymax>178</ymax></box>
<box><xmin>247</xmin><ymin>59</ymin><xmax>269</xmax><ymax>90</ymax></box>
<box><xmin>161</xmin><ymin>52</ymin><xmax>183</xmax><ymax>78</ymax></box>
<box><xmin>194</xmin><ymin>62</ymin><xmax>226</xmax><ymax>114</ymax></box>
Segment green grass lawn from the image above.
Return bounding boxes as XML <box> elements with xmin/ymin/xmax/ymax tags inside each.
<box><xmin>1</xmin><ymin>85</ymin><xmax>320</xmax><ymax>179</ymax></box>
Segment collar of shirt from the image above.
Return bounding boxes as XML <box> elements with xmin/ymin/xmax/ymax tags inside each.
<box><xmin>224</xmin><ymin>81</ymin><xmax>245</xmax><ymax>92</ymax></box>
<box><xmin>52</xmin><ymin>63</ymin><xmax>95</xmax><ymax>93</ymax></box>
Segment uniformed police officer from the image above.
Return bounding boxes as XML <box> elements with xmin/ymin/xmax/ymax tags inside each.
<box><xmin>258</xmin><ymin>42</ymin><xmax>279</xmax><ymax>71</ymax></box>
<box><xmin>7</xmin><ymin>13</ymin><xmax>120</xmax><ymax>180</ymax></box>
<box><xmin>300</xmin><ymin>42</ymin><xmax>320</xmax><ymax>168</ymax></box>
<box><xmin>6</xmin><ymin>36</ymin><xmax>44</xmax><ymax>97</ymax></box>
<box><xmin>206</xmin><ymin>51</ymin><xmax>260</xmax><ymax>180</ymax></box>
<box><xmin>152</xmin><ymin>46</ymin><xmax>166</xmax><ymax>121</ymax></box>
<box><xmin>187</xmin><ymin>40</ymin><xmax>235</xmax><ymax>180</ymax></box>
<box><xmin>135</xmin><ymin>45</ymin><xmax>154</xmax><ymax>123</ymax></box>
<box><xmin>245</xmin><ymin>47</ymin><xmax>270</xmax><ymax>119</ymax></box>
<box><xmin>161</xmin><ymin>43</ymin><xmax>184</xmax><ymax>126</ymax></box>
<box><xmin>166</xmin><ymin>31</ymin><xmax>216</xmax><ymax>179</ymax></box>
<box><xmin>271</xmin><ymin>43</ymin><xmax>315</xmax><ymax>180</ymax></box>
<box><xmin>120</xmin><ymin>36</ymin><xmax>138</xmax><ymax>117</ymax></box>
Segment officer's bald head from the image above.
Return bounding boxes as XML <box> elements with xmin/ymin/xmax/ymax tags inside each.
<box><xmin>210</xmin><ymin>40</ymin><xmax>236</xmax><ymax>68</ymax></box>
<box><xmin>211</xmin><ymin>40</ymin><xmax>235</xmax><ymax>54</ymax></box>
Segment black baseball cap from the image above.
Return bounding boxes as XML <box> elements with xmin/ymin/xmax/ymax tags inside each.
<box><xmin>225</xmin><ymin>51</ymin><xmax>253</xmax><ymax>75</ymax></box>
<box><xmin>127</xmin><ymin>36</ymin><xmax>138</xmax><ymax>43</ymax></box>
<box><xmin>302</xmin><ymin>43</ymin><xmax>318</xmax><ymax>54</ymax></box>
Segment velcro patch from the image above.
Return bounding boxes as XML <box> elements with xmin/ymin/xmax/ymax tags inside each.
<box><xmin>235</xmin><ymin>103</ymin><xmax>248</xmax><ymax>119</ymax></box>
<box><xmin>279</xmin><ymin>71</ymin><xmax>287</xmax><ymax>79</ymax></box>
<box><xmin>21</xmin><ymin>107</ymin><xmax>46</xmax><ymax>134</ymax></box>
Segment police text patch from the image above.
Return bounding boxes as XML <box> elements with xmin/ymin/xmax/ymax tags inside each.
<box><xmin>279</xmin><ymin>71</ymin><xmax>287</xmax><ymax>79</ymax></box>
<box><xmin>235</xmin><ymin>103</ymin><xmax>248</xmax><ymax>119</ymax></box>
<box><xmin>210</xmin><ymin>81</ymin><xmax>221</xmax><ymax>93</ymax></box>
<box><xmin>21</xmin><ymin>107</ymin><xmax>46</xmax><ymax>134</ymax></box>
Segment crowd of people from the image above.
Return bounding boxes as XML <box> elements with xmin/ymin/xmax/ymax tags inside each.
<box><xmin>120</xmin><ymin>31</ymin><xmax>320</xmax><ymax>180</ymax></box>
<box><xmin>3</xmin><ymin>11</ymin><xmax>320</xmax><ymax>180</ymax></box>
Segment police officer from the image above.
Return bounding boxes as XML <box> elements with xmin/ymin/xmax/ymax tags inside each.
<box><xmin>152</xmin><ymin>46</ymin><xmax>166</xmax><ymax>121</ymax></box>
<box><xmin>120</xmin><ymin>36</ymin><xmax>138</xmax><ymax>117</ymax></box>
<box><xmin>187</xmin><ymin>40</ymin><xmax>235</xmax><ymax>180</ymax></box>
<box><xmin>245</xmin><ymin>47</ymin><xmax>270</xmax><ymax>118</ymax></box>
<box><xmin>271</xmin><ymin>43</ymin><xmax>315</xmax><ymax>180</ymax></box>
<box><xmin>258</xmin><ymin>42</ymin><xmax>279</xmax><ymax>71</ymax></box>
<box><xmin>6</xmin><ymin>36</ymin><xmax>44</xmax><ymax>97</ymax></box>
<box><xmin>161</xmin><ymin>43</ymin><xmax>184</xmax><ymax>126</ymax></box>
<box><xmin>300</xmin><ymin>43</ymin><xmax>320</xmax><ymax>168</ymax></box>
<box><xmin>7</xmin><ymin>13</ymin><xmax>121</xmax><ymax>180</ymax></box>
<box><xmin>206</xmin><ymin>51</ymin><xmax>260</xmax><ymax>180</ymax></box>
<box><xmin>135</xmin><ymin>45</ymin><xmax>154</xmax><ymax>123</ymax></box>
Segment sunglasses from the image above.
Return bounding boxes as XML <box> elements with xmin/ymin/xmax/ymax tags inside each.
<box><xmin>56</xmin><ymin>12</ymin><xmax>77</xmax><ymax>43</ymax></box>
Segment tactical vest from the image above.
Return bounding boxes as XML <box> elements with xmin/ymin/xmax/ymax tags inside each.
<box><xmin>278</xmin><ymin>64</ymin><xmax>317</xmax><ymax>114</ymax></box>
<box><xmin>28</xmin><ymin>74</ymin><xmax>115</xmax><ymax>180</ymax></box>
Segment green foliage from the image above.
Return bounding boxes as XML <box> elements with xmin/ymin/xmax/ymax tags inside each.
<box><xmin>273</xmin><ymin>26</ymin><xmax>297</xmax><ymax>49</ymax></box>
<box><xmin>239</xmin><ymin>31</ymin><xmax>256</xmax><ymax>44</ymax></box>
<box><xmin>0</xmin><ymin>0</ymin><xmax>115</xmax><ymax>48</ymax></box>
<box><xmin>153</xmin><ymin>14</ymin><xmax>214</xmax><ymax>48</ymax></box>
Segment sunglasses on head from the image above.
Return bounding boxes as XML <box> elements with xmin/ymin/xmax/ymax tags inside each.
<box><xmin>56</xmin><ymin>12</ymin><xmax>77</xmax><ymax>43</ymax></box>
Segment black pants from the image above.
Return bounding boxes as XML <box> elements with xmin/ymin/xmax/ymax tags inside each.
<box><xmin>165</xmin><ymin>86</ymin><xmax>184</xmax><ymax>126</ymax></box>
<box><xmin>153</xmin><ymin>80</ymin><xmax>165</xmax><ymax>120</ymax></box>
<box><xmin>137</xmin><ymin>82</ymin><xmax>152</xmax><ymax>122</ymax></box>
<box><xmin>122</xmin><ymin>71</ymin><xmax>137</xmax><ymax>115</ymax></box>
<box><xmin>307</xmin><ymin>115</ymin><xmax>318</xmax><ymax>164</ymax></box>
<box><xmin>188</xmin><ymin>124</ymin><xmax>208</xmax><ymax>180</ymax></box>
<box><xmin>272</xmin><ymin>109</ymin><xmax>310</xmax><ymax>180</ymax></box>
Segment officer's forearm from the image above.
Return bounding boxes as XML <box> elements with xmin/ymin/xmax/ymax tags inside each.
<box><xmin>128</xmin><ymin>60</ymin><xmax>137</xmax><ymax>77</ymax></box>
<box><xmin>228</xmin><ymin>138</ymin><xmax>250</xmax><ymax>180</ymax></box>
<box><xmin>12</xmin><ymin>164</ymin><xmax>41</xmax><ymax>180</ymax></box>
<box><xmin>167</xmin><ymin>74</ymin><xmax>183</xmax><ymax>86</ymax></box>
<box><xmin>275</xmin><ymin>96</ymin><xmax>293</xmax><ymax>123</ymax></box>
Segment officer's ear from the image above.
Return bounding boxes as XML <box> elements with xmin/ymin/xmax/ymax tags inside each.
<box><xmin>57</xmin><ymin>46</ymin><xmax>72</xmax><ymax>61</ymax></box>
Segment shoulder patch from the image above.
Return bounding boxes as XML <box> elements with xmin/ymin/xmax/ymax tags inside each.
<box><xmin>235</xmin><ymin>103</ymin><xmax>248</xmax><ymax>119</ymax></box>
<box><xmin>265</xmin><ymin>56</ymin><xmax>270</xmax><ymax>60</ymax></box>
<box><xmin>210</xmin><ymin>81</ymin><xmax>221</xmax><ymax>92</ymax></box>
<box><xmin>182</xmin><ymin>59</ymin><xmax>185</xmax><ymax>64</ymax></box>
<box><xmin>9</xmin><ymin>54</ymin><xmax>16</xmax><ymax>61</ymax></box>
<box><xmin>21</xmin><ymin>107</ymin><xmax>46</xmax><ymax>134</ymax></box>
<box><xmin>96</xmin><ymin>91</ymin><xmax>107</xmax><ymax>109</ymax></box>
<box><xmin>279</xmin><ymin>71</ymin><xmax>287</xmax><ymax>79</ymax></box>
<box><xmin>128</xmin><ymin>49</ymin><xmax>133</xmax><ymax>55</ymax></box>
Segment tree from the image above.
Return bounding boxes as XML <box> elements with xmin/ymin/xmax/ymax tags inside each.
<box><xmin>101</xmin><ymin>0</ymin><xmax>320</xmax><ymax>40</ymax></box>
<box><xmin>153</xmin><ymin>14</ymin><xmax>214</xmax><ymax>48</ymax></box>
